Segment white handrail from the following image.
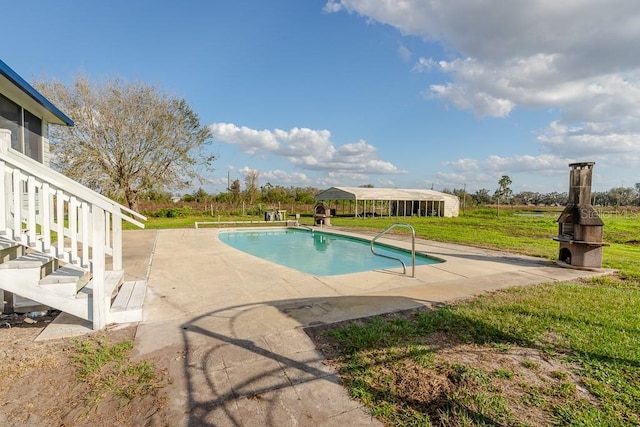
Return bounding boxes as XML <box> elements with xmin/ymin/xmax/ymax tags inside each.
<box><xmin>1</xmin><ymin>148</ymin><xmax>145</xmax><ymax>227</ymax></box>
<box><xmin>0</xmin><ymin>129</ymin><xmax>146</xmax><ymax>329</ymax></box>
<box><xmin>370</xmin><ymin>223</ymin><xmax>416</xmax><ymax>277</ymax></box>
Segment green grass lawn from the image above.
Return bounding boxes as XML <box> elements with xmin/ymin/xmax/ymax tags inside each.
<box><xmin>325</xmin><ymin>208</ymin><xmax>639</xmax><ymax>279</ymax></box>
<box><xmin>316</xmin><ymin>208</ymin><xmax>640</xmax><ymax>426</ymax></box>
<box><xmin>324</xmin><ymin>276</ymin><xmax>640</xmax><ymax>426</ymax></box>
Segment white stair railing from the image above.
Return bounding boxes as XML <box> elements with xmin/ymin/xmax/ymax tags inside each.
<box><xmin>0</xmin><ymin>128</ymin><xmax>146</xmax><ymax>329</ymax></box>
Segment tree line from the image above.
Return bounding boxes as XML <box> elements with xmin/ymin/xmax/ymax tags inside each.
<box><xmin>34</xmin><ymin>76</ymin><xmax>640</xmax><ymax>212</ymax></box>
<box><xmin>447</xmin><ymin>176</ymin><xmax>640</xmax><ymax>207</ymax></box>
<box><xmin>144</xmin><ymin>172</ymin><xmax>640</xmax><ymax>209</ymax></box>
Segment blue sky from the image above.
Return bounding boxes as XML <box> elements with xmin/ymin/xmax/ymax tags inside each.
<box><xmin>4</xmin><ymin>1</ymin><xmax>640</xmax><ymax>195</ymax></box>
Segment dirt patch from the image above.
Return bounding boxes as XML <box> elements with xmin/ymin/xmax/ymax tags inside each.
<box><xmin>0</xmin><ymin>312</ymin><xmax>172</xmax><ymax>427</ymax></box>
<box><xmin>305</xmin><ymin>308</ymin><xmax>598</xmax><ymax>426</ymax></box>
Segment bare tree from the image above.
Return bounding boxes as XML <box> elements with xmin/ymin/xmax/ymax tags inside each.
<box><xmin>244</xmin><ymin>170</ymin><xmax>259</xmax><ymax>205</ymax></box>
<box><xmin>35</xmin><ymin>75</ymin><xmax>214</xmax><ymax>210</ymax></box>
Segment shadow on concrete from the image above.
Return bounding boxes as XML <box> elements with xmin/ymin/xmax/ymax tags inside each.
<box><xmin>426</xmin><ymin>250</ymin><xmax>552</xmax><ymax>267</ymax></box>
<box><xmin>179</xmin><ymin>287</ymin><xmax>610</xmax><ymax>426</ymax></box>
<box><xmin>178</xmin><ymin>294</ymin><xmax>439</xmax><ymax>426</ymax></box>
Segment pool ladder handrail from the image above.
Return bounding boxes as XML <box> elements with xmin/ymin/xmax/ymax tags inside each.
<box><xmin>298</xmin><ymin>224</ymin><xmax>314</xmax><ymax>234</ymax></box>
<box><xmin>370</xmin><ymin>223</ymin><xmax>416</xmax><ymax>277</ymax></box>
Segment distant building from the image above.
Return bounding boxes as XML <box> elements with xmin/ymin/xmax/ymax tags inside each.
<box><xmin>314</xmin><ymin>186</ymin><xmax>459</xmax><ymax>218</ymax></box>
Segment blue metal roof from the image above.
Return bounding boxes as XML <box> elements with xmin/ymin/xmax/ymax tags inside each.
<box><xmin>0</xmin><ymin>59</ymin><xmax>74</xmax><ymax>126</ymax></box>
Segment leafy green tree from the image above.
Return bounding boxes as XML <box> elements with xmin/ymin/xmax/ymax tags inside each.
<box><xmin>606</xmin><ymin>187</ymin><xmax>636</xmax><ymax>206</ymax></box>
<box><xmin>473</xmin><ymin>188</ymin><xmax>492</xmax><ymax>205</ymax></box>
<box><xmin>229</xmin><ymin>179</ymin><xmax>241</xmax><ymax>205</ymax></box>
<box><xmin>542</xmin><ymin>191</ymin><xmax>567</xmax><ymax>206</ymax></box>
<box><xmin>494</xmin><ymin>175</ymin><xmax>512</xmax><ymax>217</ymax></box>
<box><xmin>449</xmin><ymin>188</ymin><xmax>473</xmax><ymax>208</ymax></box>
<box><xmin>192</xmin><ymin>187</ymin><xmax>209</xmax><ymax>203</ymax></box>
<box><xmin>139</xmin><ymin>189</ymin><xmax>173</xmax><ymax>202</ymax></box>
<box><xmin>495</xmin><ymin>175</ymin><xmax>513</xmax><ymax>203</ymax></box>
<box><xmin>294</xmin><ymin>187</ymin><xmax>317</xmax><ymax>204</ymax></box>
<box><xmin>35</xmin><ymin>75</ymin><xmax>214</xmax><ymax>210</ymax></box>
<box><xmin>513</xmin><ymin>191</ymin><xmax>542</xmax><ymax>205</ymax></box>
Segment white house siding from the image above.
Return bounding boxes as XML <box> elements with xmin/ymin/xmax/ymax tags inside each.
<box><xmin>42</xmin><ymin>120</ymin><xmax>51</xmax><ymax>167</ymax></box>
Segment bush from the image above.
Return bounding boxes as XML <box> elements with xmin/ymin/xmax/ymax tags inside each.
<box><xmin>153</xmin><ymin>206</ymin><xmax>193</xmax><ymax>218</ymax></box>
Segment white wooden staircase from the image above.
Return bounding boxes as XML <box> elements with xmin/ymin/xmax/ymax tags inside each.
<box><xmin>0</xmin><ymin>128</ymin><xmax>147</xmax><ymax>330</ymax></box>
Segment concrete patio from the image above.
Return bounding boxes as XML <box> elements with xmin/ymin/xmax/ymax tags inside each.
<box><xmin>40</xmin><ymin>226</ymin><xmax>611</xmax><ymax>426</ymax></box>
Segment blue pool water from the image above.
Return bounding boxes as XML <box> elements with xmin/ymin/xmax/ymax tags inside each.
<box><xmin>218</xmin><ymin>228</ymin><xmax>442</xmax><ymax>276</ymax></box>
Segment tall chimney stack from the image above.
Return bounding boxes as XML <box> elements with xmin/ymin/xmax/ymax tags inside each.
<box><xmin>567</xmin><ymin>162</ymin><xmax>594</xmax><ymax>206</ymax></box>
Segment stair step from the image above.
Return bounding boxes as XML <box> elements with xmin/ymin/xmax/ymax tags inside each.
<box><xmin>0</xmin><ymin>252</ymin><xmax>53</xmax><ymax>269</ymax></box>
<box><xmin>109</xmin><ymin>280</ymin><xmax>146</xmax><ymax>323</ymax></box>
<box><xmin>39</xmin><ymin>265</ymin><xmax>92</xmax><ymax>295</ymax></box>
<box><xmin>110</xmin><ymin>280</ymin><xmax>147</xmax><ymax>312</ymax></box>
<box><xmin>39</xmin><ymin>265</ymin><xmax>88</xmax><ymax>285</ymax></box>
<box><xmin>0</xmin><ymin>236</ymin><xmax>19</xmax><ymax>249</ymax></box>
<box><xmin>0</xmin><ymin>237</ymin><xmax>25</xmax><ymax>263</ymax></box>
<box><xmin>76</xmin><ymin>270</ymin><xmax>124</xmax><ymax>299</ymax></box>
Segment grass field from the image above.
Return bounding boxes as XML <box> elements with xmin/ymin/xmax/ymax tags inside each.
<box><xmin>134</xmin><ymin>206</ymin><xmax>639</xmax><ymax>425</ymax></box>
<box><xmin>317</xmin><ymin>208</ymin><xmax>640</xmax><ymax>426</ymax></box>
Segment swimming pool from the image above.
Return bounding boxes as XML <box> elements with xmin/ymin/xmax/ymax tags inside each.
<box><xmin>218</xmin><ymin>228</ymin><xmax>442</xmax><ymax>276</ymax></box>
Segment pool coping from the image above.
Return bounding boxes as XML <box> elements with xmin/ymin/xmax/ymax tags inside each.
<box><xmin>217</xmin><ymin>225</ymin><xmax>446</xmax><ymax>276</ymax></box>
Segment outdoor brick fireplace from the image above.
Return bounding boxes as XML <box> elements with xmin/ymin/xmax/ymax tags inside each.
<box><xmin>554</xmin><ymin>162</ymin><xmax>607</xmax><ymax>268</ymax></box>
<box><xmin>314</xmin><ymin>202</ymin><xmax>332</xmax><ymax>226</ymax></box>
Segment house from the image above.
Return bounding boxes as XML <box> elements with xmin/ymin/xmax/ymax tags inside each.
<box><xmin>0</xmin><ymin>59</ymin><xmax>146</xmax><ymax>330</ymax></box>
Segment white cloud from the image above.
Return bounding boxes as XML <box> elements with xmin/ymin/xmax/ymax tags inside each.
<box><xmin>326</xmin><ymin>1</ymin><xmax>640</xmax><ymax>65</ymax></box>
<box><xmin>438</xmin><ymin>153</ymin><xmax>575</xmax><ymax>192</ymax></box>
<box><xmin>411</xmin><ymin>57</ymin><xmax>437</xmax><ymax>73</ymax></box>
<box><xmin>375</xmin><ymin>178</ymin><xmax>397</xmax><ymax>187</ymax></box>
<box><xmin>260</xmin><ymin>169</ymin><xmax>311</xmax><ymax>186</ymax></box>
<box><xmin>537</xmin><ymin>121</ymin><xmax>640</xmax><ymax>159</ymax></box>
<box><xmin>432</xmin><ymin>172</ymin><xmax>471</xmax><ymax>188</ymax></box>
<box><xmin>322</xmin><ymin>0</ymin><xmax>343</xmax><ymax>13</ymax></box>
<box><xmin>485</xmin><ymin>154</ymin><xmax>571</xmax><ymax>174</ymax></box>
<box><xmin>397</xmin><ymin>43</ymin><xmax>412</xmax><ymax>62</ymax></box>
<box><xmin>443</xmin><ymin>158</ymin><xmax>479</xmax><ymax>172</ymax></box>
<box><xmin>210</xmin><ymin>122</ymin><xmax>405</xmax><ymax>175</ymax></box>
<box><xmin>326</xmin><ymin>0</ymin><xmax>640</xmax><ymax>164</ymax></box>
<box><xmin>209</xmin><ymin>123</ymin><xmax>279</xmax><ymax>155</ymax></box>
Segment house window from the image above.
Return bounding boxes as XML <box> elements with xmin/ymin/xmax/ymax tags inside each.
<box><xmin>24</xmin><ymin>110</ymin><xmax>42</xmax><ymax>162</ymax></box>
<box><xmin>0</xmin><ymin>93</ymin><xmax>21</xmax><ymax>151</ymax></box>
<box><xmin>0</xmin><ymin>93</ymin><xmax>43</xmax><ymax>162</ymax></box>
